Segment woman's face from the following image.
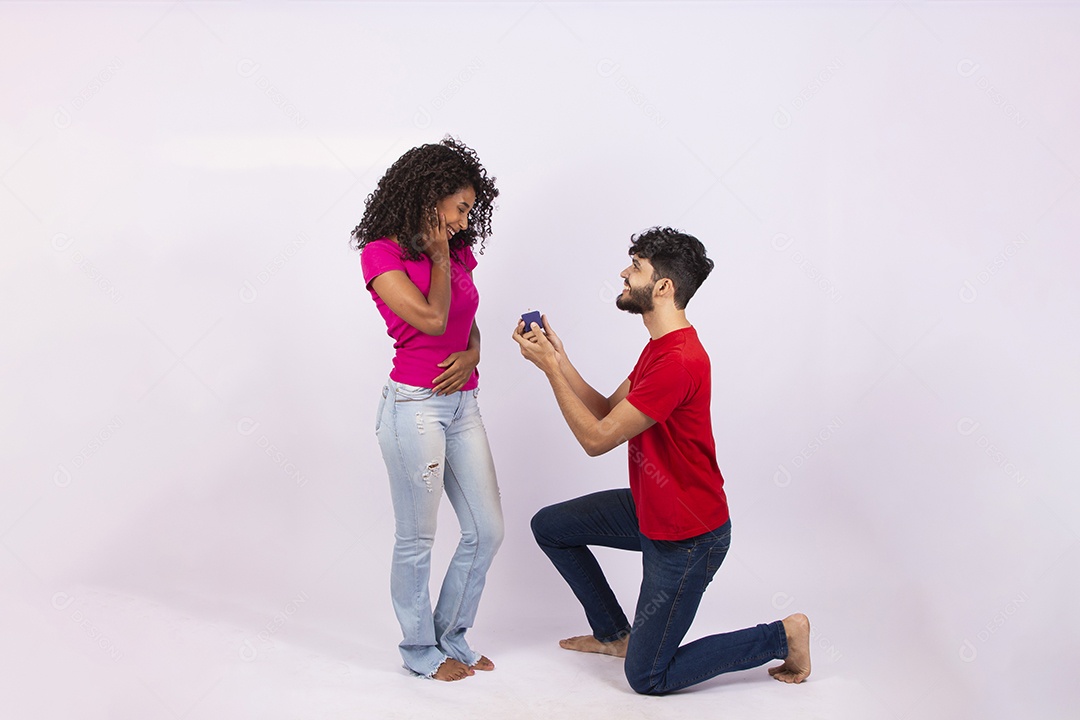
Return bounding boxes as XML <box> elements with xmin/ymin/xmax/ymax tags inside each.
<box><xmin>434</xmin><ymin>186</ymin><xmax>477</xmax><ymax>241</ymax></box>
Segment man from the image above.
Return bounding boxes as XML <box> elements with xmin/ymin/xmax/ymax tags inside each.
<box><xmin>512</xmin><ymin>227</ymin><xmax>811</xmax><ymax>695</ymax></box>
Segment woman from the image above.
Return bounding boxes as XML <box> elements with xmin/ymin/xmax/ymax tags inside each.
<box><xmin>352</xmin><ymin>137</ymin><xmax>503</xmax><ymax>682</ymax></box>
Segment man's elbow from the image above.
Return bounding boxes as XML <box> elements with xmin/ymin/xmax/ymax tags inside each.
<box><xmin>583</xmin><ymin>438</ymin><xmax>611</xmax><ymax>457</ymax></box>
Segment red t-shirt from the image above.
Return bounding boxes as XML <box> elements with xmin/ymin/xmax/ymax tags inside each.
<box><xmin>624</xmin><ymin>326</ymin><xmax>729</xmax><ymax>540</ymax></box>
<box><xmin>361</xmin><ymin>239</ymin><xmax>479</xmax><ymax>390</ymax></box>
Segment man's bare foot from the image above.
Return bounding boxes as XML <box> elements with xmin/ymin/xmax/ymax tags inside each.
<box><xmin>558</xmin><ymin>634</ymin><xmax>628</xmax><ymax>658</ymax></box>
<box><xmin>769</xmin><ymin>613</ymin><xmax>811</xmax><ymax>684</ymax></box>
<box><xmin>471</xmin><ymin>655</ymin><xmax>495</xmax><ymax>671</ymax></box>
<box><xmin>431</xmin><ymin>658</ymin><xmax>472</xmax><ymax>681</ymax></box>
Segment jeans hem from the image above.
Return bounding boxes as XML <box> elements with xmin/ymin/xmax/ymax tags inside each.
<box><xmin>774</xmin><ymin>619</ymin><xmax>789</xmax><ymax>659</ymax></box>
<box><xmin>595</xmin><ymin>627</ymin><xmax>632</xmax><ymax>644</ymax></box>
<box><xmin>564</xmin><ymin>546</ymin><xmax>630</xmax><ymax>641</ymax></box>
<box><xmin>403</xmin><ymin>652</ymin><xmax>450</xmax><ymax>679</ymax></box>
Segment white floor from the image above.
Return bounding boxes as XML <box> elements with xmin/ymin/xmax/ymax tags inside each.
<box><xmin>4</xmin><ymin>581</ymin><xmax>889</xmax><ymax>720</ymax></box>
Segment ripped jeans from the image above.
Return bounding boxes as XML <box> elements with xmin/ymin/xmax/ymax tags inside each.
<box><xmin>375</xmin><ymin>379</ymin><xmax>504</xmax><ymax>676</ymax></box>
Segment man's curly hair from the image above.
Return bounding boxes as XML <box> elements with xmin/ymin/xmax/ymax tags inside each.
<box><xmin>628</xmin><ymin>227</ymin><xmax>715</xmax><ymax>309</ymax></box>
<box><xmin>351</xmin><ymin>136</ymin><xmax>498</xmax><ymax>262</ymax></box>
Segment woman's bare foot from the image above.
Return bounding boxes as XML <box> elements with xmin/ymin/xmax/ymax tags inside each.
<box><xmin>471</xmin><ymin>655</ymin><xmax>495</xmax><ymax>671</ymax></box>
<box><xmin>558</xmin><ymin>634</ymin><xmax>629</xmax><ymax>658</ymax></box>
<box><xmin>769</xmin><ymin>613</ymin><xmax>811</xmax><ymax>684</ymax></box>
<box><xmin>431</xmin><ymin>658</ymin><xmax>472</xmax><ymax>681</ymax></box>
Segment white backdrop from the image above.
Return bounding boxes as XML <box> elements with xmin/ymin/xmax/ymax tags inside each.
<box><xmin>2</xmin><ymin>3</ymin><xmax>1077</xmax><ymax>719</ymax></box>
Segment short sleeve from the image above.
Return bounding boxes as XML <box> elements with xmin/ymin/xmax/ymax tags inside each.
<box><xmin>361</xmin><ymin>241</ymin><xmax>405</xmax><ymax>289</ymax></box>
<box><xmin>626</xmin><ymin>356</ymin><xmax>694</xmax><ymax>423</ymax></box>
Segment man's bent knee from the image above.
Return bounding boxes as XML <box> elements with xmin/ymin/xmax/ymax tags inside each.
<box><xmin>530</xmin><ymin>505</ymin><xmax>558</xmax><ymax>545</ymax></box>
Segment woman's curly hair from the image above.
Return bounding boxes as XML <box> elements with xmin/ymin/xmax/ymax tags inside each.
<box><xmin>351</xmin><ymin>136</ymin><xmax>498</xmax><ymax>261</ymax></box>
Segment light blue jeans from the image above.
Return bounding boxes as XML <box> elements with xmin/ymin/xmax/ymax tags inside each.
<box><xmin>375</xmin><ymin>379</ymin><xmax>504</xmax><ymax>677</ymax></box>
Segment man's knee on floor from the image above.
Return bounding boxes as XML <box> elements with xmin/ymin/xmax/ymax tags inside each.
<box><xmin>625</xmin><ymin>665</ymin><xmax>666</xmax><ymax>696</ymax></box>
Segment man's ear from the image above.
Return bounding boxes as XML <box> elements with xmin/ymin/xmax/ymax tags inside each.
<box><xmin>655</xmin><ymin>278</ymin><xmax>675</xmax><ymax>299</ymax></box>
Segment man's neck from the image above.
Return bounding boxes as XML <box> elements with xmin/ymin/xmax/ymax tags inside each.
<box><xmin>642</xmin><ymin>308</ymin><xmax>692</xmax><ymax>340</ymax></box>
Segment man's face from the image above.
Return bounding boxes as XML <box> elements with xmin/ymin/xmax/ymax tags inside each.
<box><xmin>616</xmin><ymin>254</ymin><xmax>656</xmax><ymax>315</ymax></box>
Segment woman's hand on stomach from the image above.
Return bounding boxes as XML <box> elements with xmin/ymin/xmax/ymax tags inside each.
<box><xmin>433</xmin><ymin>348</ymin><xmax>479</xmax><ymax>394</ymax></box>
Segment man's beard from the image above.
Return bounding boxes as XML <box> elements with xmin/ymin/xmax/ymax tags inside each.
<box><xmin>615</xmin><ymin>282</ymin><xmax>655</xmax><ymax>315</ymax></box>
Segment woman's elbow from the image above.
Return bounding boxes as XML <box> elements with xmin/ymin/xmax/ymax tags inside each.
<box><xmin>423</xmin><ymin>323</ymin><xmax>447</xmax><ymax>336</ymax></box>
<box><xmin>417</xmin><ymin>314</ymin><xmax>447</xmax><ymax>336</ymax></box>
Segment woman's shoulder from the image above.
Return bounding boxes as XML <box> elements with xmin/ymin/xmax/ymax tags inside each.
<box><xmin>362</xmin><ymin>238</ymin><xmax>404</xmax><ymax>261</ymax></box>
<box><xmin>363</xmin><ymin>236</ymin><xmax>398</xmax><ymax>252</ymax></box>
<box><xmin>361</xmin><ymin>238</ymin><xmax>407</xmax><ymax>281</ymax></box>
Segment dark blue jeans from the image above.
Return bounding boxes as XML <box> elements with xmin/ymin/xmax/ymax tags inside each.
<box><xmin>531</xmin><ymin>489</ymin><xmax>788</xmax><ymax>695</ymax></box>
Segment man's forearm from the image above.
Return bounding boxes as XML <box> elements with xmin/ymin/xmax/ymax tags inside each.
<box><xmin>556</xmin><ymin>354</ymin><xmax>610</xmax><ymax>420</ymax></box>
<box><xmin>546</xmin><ymin>367</ymin><xmax>608</xmax><ymax>454</ymax></box>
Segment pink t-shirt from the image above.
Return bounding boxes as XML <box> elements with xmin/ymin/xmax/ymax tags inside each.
<box><xmin>361</xmin><ymin>238</ymin><xmax>480</xmax><ymax>390</ymax></box>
